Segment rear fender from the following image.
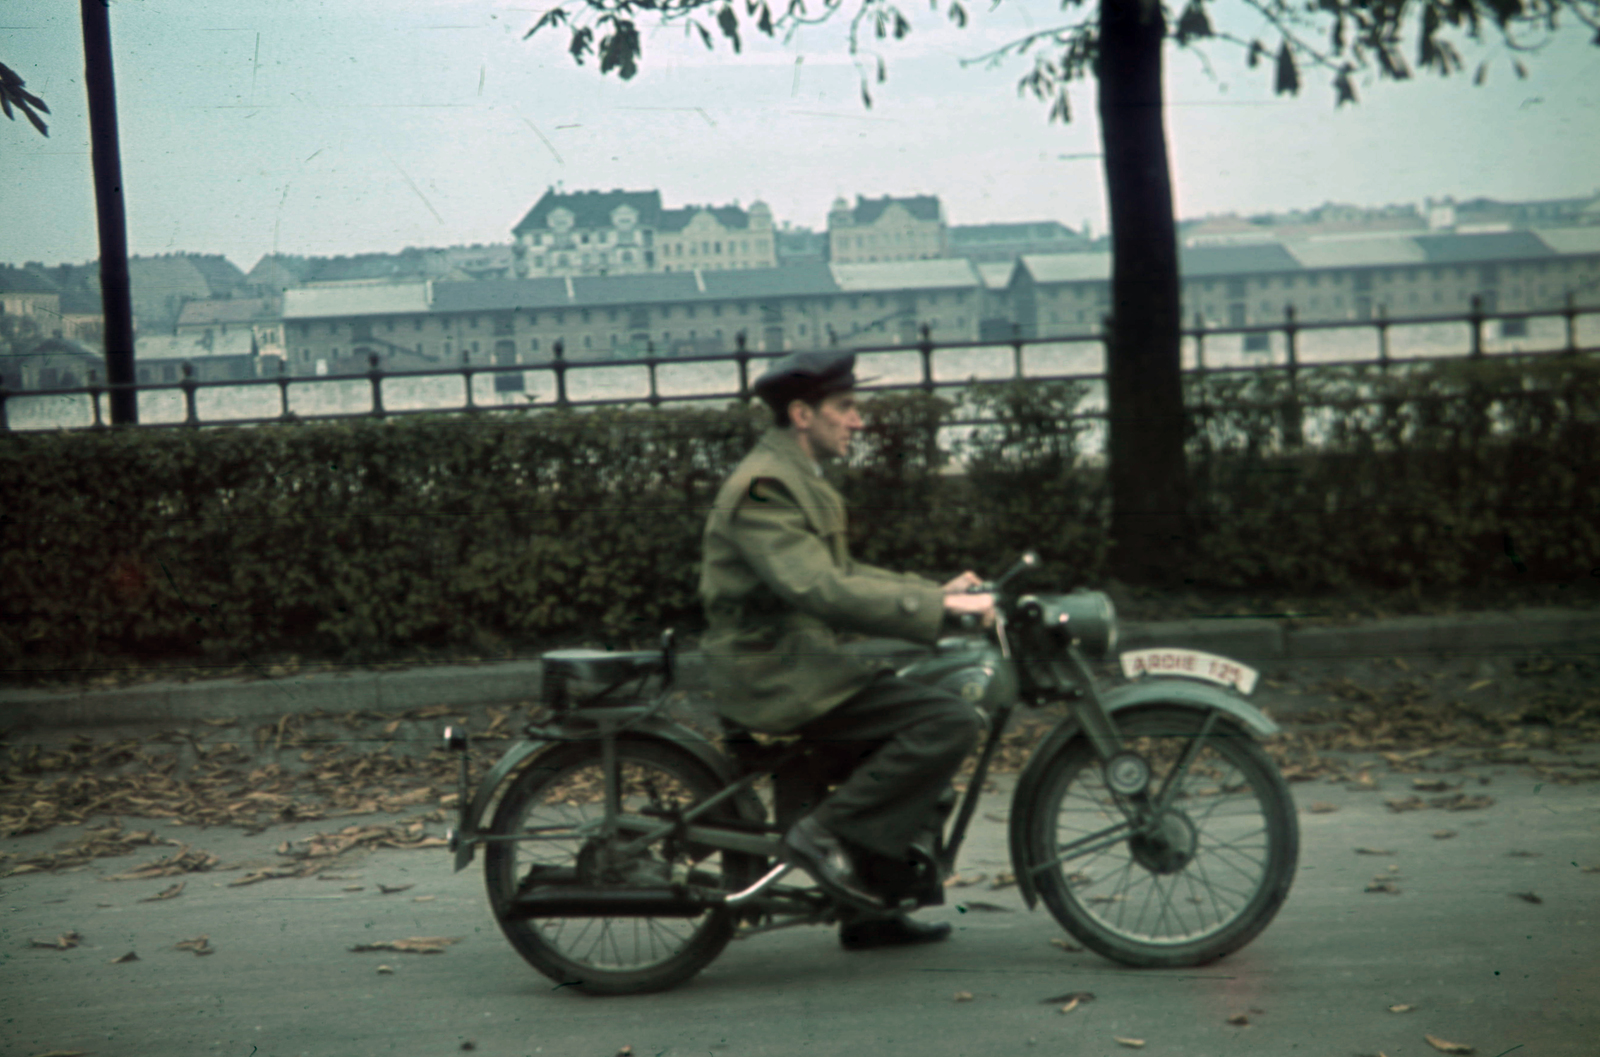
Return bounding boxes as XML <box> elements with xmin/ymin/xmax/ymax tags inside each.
<box><xmin>1006</xmin><ymin>679</ymin><xmax>1280</xmax><ymax>909</ymax></box>
<box><xmin>454</xmin><ymin>715</ymin><xmax>765</xmax><ymax>872</ymax></box>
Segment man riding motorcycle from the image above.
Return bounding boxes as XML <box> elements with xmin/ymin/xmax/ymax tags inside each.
<box><xmin>699</xmin><ymin>350</ymin><xmax>996</xmax><ymax>950</ymax></box>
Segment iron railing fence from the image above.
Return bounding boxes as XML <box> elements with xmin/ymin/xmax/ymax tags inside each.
<box><xmin>2</xmin><ymin>295</ymin><xmax>1596</xmax><ymax>448</ymax></box>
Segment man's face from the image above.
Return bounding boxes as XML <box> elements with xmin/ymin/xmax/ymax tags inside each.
<box><xmin>792</xmin><ymin>391</ymin><xmax>863</xmax><ymax>461</ymax></box>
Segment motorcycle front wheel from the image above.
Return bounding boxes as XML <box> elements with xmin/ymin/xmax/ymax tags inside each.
<box><xmin>484</xmin><ymin>739</ymin><xmax>760</xmax><ymax>995</ymax></box>
<box><xmin>1023</xmin><ymin>705</ymin><xmax>1298</xmax><ymax>968</ymax></box>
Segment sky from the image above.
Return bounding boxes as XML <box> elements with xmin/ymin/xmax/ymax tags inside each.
<box><xmin>2</xmin><ymin>0</ymin><xmax>1597</xmax><ymax>272</ymax></box>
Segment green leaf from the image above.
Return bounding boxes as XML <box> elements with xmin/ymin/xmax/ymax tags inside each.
<box><xmin>1274</xmin><ymin>41</ymin><xmax>1300</xmax><ymax>96</ymax></box>
<box><xmin>598</xmin><ymin>21</ymin><xmax>641</xmax><ymax>79</ymax></box>
<box><xmin>948</xmin><ymin>2</ymin><xmax>966</xmax><ymax>28</ymax></box>
<box><xmin>717</xmin><ymin>5</ymin><xmax>742</xmax><ymax>53</ymax></box>
<box><xmin>1174</xmin><ymin>0</ymin><xmax>1212</xmax><ymax>47</ymax></box>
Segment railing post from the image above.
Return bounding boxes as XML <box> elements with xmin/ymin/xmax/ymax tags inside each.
<box><xmin>646</xmin><ymin>340</ymin><xmax>661</xmax><ymax>408</ymax></box>
<box><xmin>918</xmin><ymin>323</ymin><xmax>935</xmax><ymax>394</ymax></box>
<box><xmin>1564</xmin><ymin>291</ymin><xmax>1578</xmax><ymax>355</ymax></box>
<box><xmin>734</xmin><ymin>331</ymin><xmax>751</xmax><ymax>401</ymax></box>
<box><xmin>1011</xmin><ymin>323</ymin><xmax>1024</xmax><ymax>380</ymax></box>
<box><xmin>369</xmin><ymin>353</ymin><xmax>387</xmax><ymax>418</ymax></box>
<box><xmin>88</xmin><ymin>369</ymin><xmax>105</xmax><ymax>429</ymax></box>
<box><xmin>0</xmin><ymin>379</ymin><xmax>10</xmax><ymax>432</ymax></box>
<box><xmin>1281</xmin><ymin>306</ymin><xmax>1303</xmax><ymax>449</ymax></box>
<box><xmin>459</xmin><ymin>349</ymin><xmax>474</xmax><ymax>413</ymax></box>
<box><xmin>551</xmin><ymin>339</ymin><xmax>569</xmax><ymax>409</ymax></box>
<box><xmin>177</xmin><ymin>362</ymin><xmax>199</xmax><ymax>425</ymax></box>
<box><xmin>1191</xmin><ymin>312</ymin><xmax>1208</xmax><ymax>455</ymax></box>
<box><xmin>277</xmin><ymin>358</ymin><xmax>293</xmax><ymax>420</ymax></box>
<box><xmin>1375</xmin><ymin>303</ymin><xmax>1390</xmax><ymax>373</ymax></box>
<box><xmin>1469</xmin><ymin>294</ymin><xmax>1484</xmax><ymax>358</ymax></box>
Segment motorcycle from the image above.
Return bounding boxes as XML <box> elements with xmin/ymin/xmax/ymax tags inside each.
<box><xmin>441</xmin><ymin>552</ymin><xmax>1299</xmax><ymax>995</ymax></box>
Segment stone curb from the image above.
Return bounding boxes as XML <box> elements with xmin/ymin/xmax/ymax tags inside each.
<box><xmin>3</xmin><ymin>608</ymin><xmax>1596</xmax><ymax>732</ymax></box>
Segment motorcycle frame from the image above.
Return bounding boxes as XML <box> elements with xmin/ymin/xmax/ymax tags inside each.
<box><xmin>446</xmin><ymin>611</ymin><xmax>1144</xmax><ymax>924</ymax></box>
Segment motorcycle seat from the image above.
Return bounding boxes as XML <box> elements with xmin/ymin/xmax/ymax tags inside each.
<box><xmin>541</xmin><ymin>648</ymin><xmax>665</xmax><ymax>685</ymax></box>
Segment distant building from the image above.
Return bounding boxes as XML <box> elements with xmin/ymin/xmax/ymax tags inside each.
<box><xmin>174</xmin><ymin>297</ymin><xmax>285</xmax><ymax>359</ymax></box>
<box><xmin>0</xmin><ymin>265</ymin><xmax>62</xmax><ymax>326</ymax></box>
<box><xmin>948</xmin><ymin>221</ymin><xmax>1088</xmax><ymax>262</ymax></box>
<box><xmin>127</xmin><ymin>254</ymin><xmax>246</xmax><ymax>330</ymax></box>
<box><xmin>510</xmin><ymin>188</ymin><xmax>776</xmax><ymax>278</ymax></box>
<box><xmin>827</xmin><ymin>195</ymin><xmax>947</xmax><ymax>264</ymax></box>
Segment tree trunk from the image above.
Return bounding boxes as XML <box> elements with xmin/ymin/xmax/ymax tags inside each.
<box><xmin>1097</xmin><ymin>0</ymin><xmax>1189</xmax><ymax>584</ymax></box>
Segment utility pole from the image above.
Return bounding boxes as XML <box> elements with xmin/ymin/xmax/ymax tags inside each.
<box><xmin>81</xmin><ymin>0</ymin><xmax>136</xmax><ymax>424</ymax></box>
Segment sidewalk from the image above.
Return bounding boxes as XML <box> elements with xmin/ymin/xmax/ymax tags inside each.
<box><xmin>3</xmin><ymin>607</ymin><xmax>1597</xmax><ymax>731</ymax></box>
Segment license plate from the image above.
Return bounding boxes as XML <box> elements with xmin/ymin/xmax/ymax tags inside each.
<box><xmin>1120</xmin><ymin>649</ymin><xmax>1259</xmax><ymax>695</ymax></box>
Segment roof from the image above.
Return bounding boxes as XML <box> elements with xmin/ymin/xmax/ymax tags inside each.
<box><xmin>1282</xmin><ymin>236</ymin><xmax>1428</xmax><ymax>269</ymax></box>
<box><xmin>657</xmin><ymin>205</ymin><xmax>752</xmax><ymax>233</ymax></box>
<box><xmin>1017</xmin><ymin>254</ymin><xmax>1112</xmax><ymax>284</ymax></box>
<box><xmin>282</xmin><ymin>281</ymin><xmax>432</xmax><ymax>320</ymax></box>
<box><xmin>828</xmin><ymin>259</ymin><xmax>979</xmax><ymax>292</ymax></box>
<box><xmin>950</xmin><ymin>222</ymin><xmax>1081</xmax><ymax>244</ymax></box>
<box><xmin>512</xmin><ymin>189</ymin><xmax>664</xmax><ymax>235</ymax></box>
<box><xmin>849</xmin><ymin>194</ymin><xmax>942</xmax><ymax>225</ymax></box>
<box><xmin>1413</xmin><ymin>231</ymin><xmax>1554</xmax><ymax>264</ymax></box>
<box><xmin>431</xmin><ymin>278</ymin><xmax>573</xmax><ymax>313</ymax></box>
<box><xmin>976</xmin><ymin>262</ymin><xmax>1016</xmax><ymax>289</ymax></box>
<box><xmin>1535</xmin><ymin>227</ymin><xmax>1600</xmax><ymax>255</ymax></box>
<box><xmin>1181</xmin><ymin>243</ymin><xmax>1304</xmax><ymax>277</ymax></box>
<box><xmin>175</xmin><ymin>297</ymin><xmax>279</xmax><ymax>328</ymax></box>
<box><xmin>0</xmin><ymin>265</ymin><xmax>60</xmax><ymax>295</ymax></box>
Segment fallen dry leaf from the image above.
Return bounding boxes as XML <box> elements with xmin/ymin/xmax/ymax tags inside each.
<box><xmin>953</xmin><ymin>991</ymin><xmax>974</xmax><ymax>1002</ymax></box>
<box><xmin>111</xmin><ymin>951</ymin><xmax>139</xmax><ymax>963</ymax></box>
<box><xmin>412</xmin><ymin>895</ymin><xmax>436</xmax><ymax>903</ymax></box>
<box><xmin>1309</xmin><ymin>802</ymin><xmax>1340</xmax><ymax>813</ymax></box>
<box><xmin>377</xmin><ymin>883</ymin><xmax>414</xmax><ymax>895</ymax></box>
<box><xmin>989</xmin><ymin>871</ymin><xmax>1016</xmax><ymax>890</ymax></box>
<box><xmin>1385</xmin><ymin>796</ymin><xmax>1427</xmax><ymax>813</ymax></box>
<box><xmin>343</xmin><ymin>885</ymin><xmax>365</xmax><ymax>892</ymax></box>
<box><xmin>1049</xmin><ymin>937</ymin><xmax>1080</xmax><ymax>952</ymax></box>
<box><xmin>615</xmin><ymin>1047</ymin><xmax>633</xmax><ymax>1057</ymax></box>
<box><xmin>958</xmin><ymin>900</ymin><xmax>1012</xmax><ymax>913</ymax></box>
<box><xmin>1365</xmin><ymin>881</ymin><xmax>1402</xmax><ymax>894</ymax></box>
<box><xmin>1411</xmin><ymin>778</ymin><xmax>1455</xmax><ymax>793</ymax></box>
<box><xmin>376</xmin><ymin>964</ymin><xmax>395</xmax><ymax>975</ymax></box>
<box><xmin>138</xmin><ymin>881</ymin><xmax>185</xmax><ymax>903</ymax></box>
<box><xmin>30</xmin><ymin>931</ymin><xmax>82</xmax><ymax>950</ymax></box>
<box><xmin>1512</xmin><ymin>891</ymin><xmax>1543</xmax><ymax>904</ymax></box>
<box><xmin>1059</xmin><ymin>998</ymin><xmax>1082</xmax><ymax>1014</ymax></box>
<box><xmin>1355</xmin><ymin>847</ymin><xmax>1394</xmax><ymax>856</ymax></box>
<box><xmin>174</xmin><ymin>934</ymin><xmax>213</xmax><ymax>955</ymax></box>
<box><xmin>1388</xmin><ymin>1004</ymin><xmax>1414</xmax><ymax>1013</ymax></box>
<box><xmin>1424</xmin><ymin>1034</ymin><xmax>1474</xmax><ymax>1054</ymax></box>
<box><xmin>349</xmin><ymin>936</ymin><xmax>460</xmax><ymax>954</ymax></box>
<box><xmin>1226</xmin><ymin>1013</ymin><xmax>1250</xmax><ymax>1025</ymax></box>
<box><xmin>1433</xmin><ymin>830</ymin><xmax>1457</xmax><ymax>839</ymax></box>
<box><xmin>1114</xmin><ymin>1038</ymin><xmax>1146</xmax><ymax>1049</ymax></box>
<box><xmin>1041</xmin><ymin>991</ymin><xmax>1095</xmax><ymax>1005</ymax></box>
<box><xmin>1506</xmin><ymin>850</ymin><xmax>1541</xmax><ymax>858</ymax></box>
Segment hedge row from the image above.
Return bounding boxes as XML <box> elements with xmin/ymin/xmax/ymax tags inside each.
<box><xmin>3</xmin><ymin>354</ymin><xmax>1596</xmax><ymax>676</ymax></box>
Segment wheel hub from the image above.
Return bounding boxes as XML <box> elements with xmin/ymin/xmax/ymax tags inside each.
<box><xmin>1128</xmin><ymin>809</ymin><xmax>1198</xmax><ymax>875</ymax></box>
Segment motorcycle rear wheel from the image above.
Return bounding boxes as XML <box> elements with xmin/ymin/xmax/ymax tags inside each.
<box><xmin>1025</xmin><ymin>705</ymin><xmax>1298</xmax><ymax>967</ymax></box>
<box><xmin>484</xmin><ymin>739</ymin><xmax>759</xmax><ymax>995</ymax></box>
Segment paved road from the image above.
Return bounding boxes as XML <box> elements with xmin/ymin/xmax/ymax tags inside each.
<box><xmin>3</xmin><ymin>641</ymin><xmax>1598</xmax><ymax>1057</ymax></box>
<box><xmin>3</xmin><ymin>762</ymin><xmax>1596</xmax><ymax>1057</ymax></box>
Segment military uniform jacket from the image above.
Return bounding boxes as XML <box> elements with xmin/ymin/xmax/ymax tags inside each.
<box><xmin>700</xmin><ymin>427</ymin><xmax>945</xmax><ymax>734</ymax></box>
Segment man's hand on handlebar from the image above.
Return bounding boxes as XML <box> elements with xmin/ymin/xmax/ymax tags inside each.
<box><xmin>943</xmin><ymin>590</ymin><xmax>997</xmax><ymax>628</ymax></box>
<box><xmin>941</xmin><ymin>571</ymin><xmax>985</xmax><ymax>594</ymax></box>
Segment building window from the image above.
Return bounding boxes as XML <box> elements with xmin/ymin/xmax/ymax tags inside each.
<box><xmin>1244</xmin><ymin>333</ymin><xmax>1270</xmax><ymax>352</ymax></box>
<box><xmin>530</xmin><ymin>338</ymin><xmax>540</xmax><ymax>351</ymax></box>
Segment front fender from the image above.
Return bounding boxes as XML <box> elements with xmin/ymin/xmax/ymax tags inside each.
<box><xmin>1006</xmin><ymin>679</ymin><xmax>1280</xmax><ymax>909</ymax></box>
<box><xmin>452</xmin><ymin>715</ymin><xmax>765</xmax><ymax>872</ymax></box>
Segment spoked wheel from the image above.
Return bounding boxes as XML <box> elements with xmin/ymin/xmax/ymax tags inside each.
<box><xmin>484</xmin><ymin>739</ymin><xmax>761</xmax><ymax>995</ymax></box>
<box><xmin>1026</xmin><ymin>705</ymin><xmax>1298</xmax><ymax>967</ymax></box>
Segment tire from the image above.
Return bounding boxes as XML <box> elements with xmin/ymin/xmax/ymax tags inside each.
<box><xmin>1023</xmin><ymin>705</ymin><xmax>1298</xmax><ymax>968</ymax></box>
<box><xmin>484</xmin><ymin>738</ymin><xmax>761</xmax><ymax>995</ymax></box>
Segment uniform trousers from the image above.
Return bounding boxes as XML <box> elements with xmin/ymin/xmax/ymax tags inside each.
<box><xmin>787</xmin><ymin>673</ymin><xmax>985</xmax><ymax>860</ymax></box>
